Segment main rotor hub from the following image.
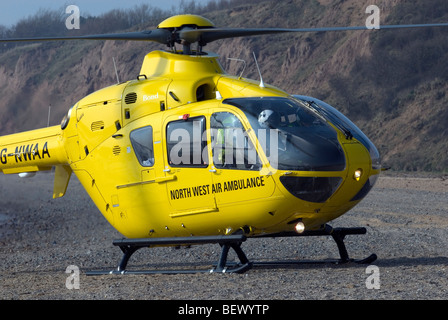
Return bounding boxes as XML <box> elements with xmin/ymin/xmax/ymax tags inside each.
<box><xmin>158</xmin><ymin>14</ymin><xmax>215</xmax><ymax>30</ymax></box>
<box><xmin>158</xmin><ymin>15</ymin><xmax>216</xmax><ymax>54</ymax></box>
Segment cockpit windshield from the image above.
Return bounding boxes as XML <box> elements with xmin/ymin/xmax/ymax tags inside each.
<box><xmin>293</xmin><ymin>95</ymin><xmax>381</xmax><ymax>170</ymax></box>
<box><xmin>223</xmin><ymin>97</ymin><xmax>346</xmax><ymax>171</ymax></box>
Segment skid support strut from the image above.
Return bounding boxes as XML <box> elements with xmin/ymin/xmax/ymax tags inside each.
<box><xmin>86</xmin><ymin>235</ymin><xmax>251</xmax><ymax>275</ymax></box>
<box><xmin>86</xmin><ymin>225</ymin><xmax>376</xmax><ymax>275</ymax></box>
<box><xmin>253</xmin><ymin>224</ymin><xmax>377</xmax><ymax>267</ymax></box>
<box><xmin>215</xmin><ymin>242</ymin><xmax>251</xmax><ymax>273</ymax></box>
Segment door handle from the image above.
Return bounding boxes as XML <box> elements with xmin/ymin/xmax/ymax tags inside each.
<box><xmin>156</xmin><ymin>175</ymin><xmax>177</xmax><ymax>183</ymax></box>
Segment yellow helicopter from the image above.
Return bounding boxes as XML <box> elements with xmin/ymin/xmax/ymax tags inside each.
<box><xmin>1</xmin><ymin>14</ymin><xmax>447</xmax><ymax>274</ymax></box>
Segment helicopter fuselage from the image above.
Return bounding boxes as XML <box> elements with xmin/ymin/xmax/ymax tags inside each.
<box><xmin>0</xmin><ymin>50</ymin><xmax>381</xmax><ymax>239</ymax></box>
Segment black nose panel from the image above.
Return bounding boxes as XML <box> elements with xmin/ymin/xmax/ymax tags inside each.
<box><xmin>280</xmin><ymin>176</ymin><xmax>343</xmax><ymax>203</ymax></box>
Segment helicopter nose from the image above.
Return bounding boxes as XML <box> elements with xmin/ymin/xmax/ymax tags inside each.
<box><xmin>338</xmin><ymin>141</ymin><xmax>379</xmax><ymax>203</ymax></box>
<box><xmin>279</xmin><ymin>139</ymin><xmax>379</xmax><ymax>205</ymax></box>
<box><xmin>348</xmin><ymin>151</ymin><xmax>381</xmax><ymax>202</ymax></box>
<box><xmin>278</xmin><ymin>133</ymin><xmax>346</xmax><ymax>203</ymax></box>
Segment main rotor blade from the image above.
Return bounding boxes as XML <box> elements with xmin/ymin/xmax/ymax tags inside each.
<box><xmin>2</xmin><ymin>22</ymin><xmax>447</xmax><ymax>46</ymax></box>
<box><xmin>0</xmin><ymin>29</ymin><xmax>171</xmax><ymax>44</ymax></box>
<box><xmin>181</xmin><ymin>22</ymin><xmax>448</xmax><ymax>44</ymax></box>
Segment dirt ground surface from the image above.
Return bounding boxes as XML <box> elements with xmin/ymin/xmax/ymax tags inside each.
<box><xmin>0</xmin><ymin>171</ymin><xmax>447</xmax><ymax>303</ymax></box>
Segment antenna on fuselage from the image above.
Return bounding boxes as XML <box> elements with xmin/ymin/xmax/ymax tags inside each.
<box><xmin>227</xmin><ymin>58</ymin><xmax>247</xmax><ymax>79</ymax></box>
<box><xmin>252</xmin><ymin>52</ymin><xmax>265</xmax><ymax>88</ymax></box>
<box><xmin>113</xmin><ymin>57</ymin><xmax>120</xmax><ymax>84</ymax></box>
<box><xmin>47</xmin><ymin>105</ymin><xmax>51</xmax><ymax>127</ymax></box>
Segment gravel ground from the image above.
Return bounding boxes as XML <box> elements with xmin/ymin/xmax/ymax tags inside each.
<box><xmin>0</xmin><ymin>171</ymin><xmax>447</xmax><ymax>302</ymax></box>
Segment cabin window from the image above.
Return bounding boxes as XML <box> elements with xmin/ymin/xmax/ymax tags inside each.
<box><xmin>166</xmin><ymin>116</ymin><xmax>208</xmax><ymax>167</ymax></box>
<box><xmin>130</xmin><ymin>125</ymin><xmax>154</xmax><ymax>167</ymax></box>
<box><xmin>210</xmin><ymin>112</ymin><xmax>261</xmax><ymax>171</ymax></box>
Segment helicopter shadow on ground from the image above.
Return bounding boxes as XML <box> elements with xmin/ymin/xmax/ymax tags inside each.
<box><xmin>372</xmin><ymin>256</ymin><xmax>448</xmax><ymax>268</ymax></box>
<box><xmin>87</xmin><ymin>256</ymin><xmax>448</xmax><ymax>275</ymax></box>
<box><xmin>7</xmin><ymin>255</ymin><xmax>447</xmax><ymax>277</ymax></box>
<box><xmin>90</xmin><ymin>249</ymin><xmax>448</xmax><ymax>274</ymax></box>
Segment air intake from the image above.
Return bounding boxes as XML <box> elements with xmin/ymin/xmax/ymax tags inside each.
<box><xmin>91</xmin><ymin>121</ymin><xmax>105</xmax><ymax>131</ymax></box>
<box><xmin>125</xmin><ymin>92</ymin><xmax>137</xmax><ymax>104</ymax></box>
<box><xmin>112</xmin><ymin>146</ymin><xmax>121</xmax><ymax>156</ymax></box>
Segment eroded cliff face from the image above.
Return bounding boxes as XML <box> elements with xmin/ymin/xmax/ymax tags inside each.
<box><xmin>1</xmin><ymin>0</ymin><xmax>447</xmax><ymax>171</ymax></box>
<box><xmin>0</xmin><ymin>39</ymin><xmax>155</xmax><ymax>133</ymax></box>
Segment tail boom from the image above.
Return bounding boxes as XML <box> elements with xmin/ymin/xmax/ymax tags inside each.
<box><xmin>0</xmin><ymin>126</ymin><xmax>67</xmax><ymax>174</ymax></box>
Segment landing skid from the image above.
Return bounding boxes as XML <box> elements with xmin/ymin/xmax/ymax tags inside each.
<box><xmin>86</xmin><ymin>235</ymin><xmax>251</xmax><ymax>275</ymax></box>
<box><xmin>86</xmin><ymin>225</ymin><xmax>376</xmax><ymax>275</ymax></box>
<box><xmin>252</xmin><ymin>225</ymin><xmax>377</xmax><ymax>268</ymax></box>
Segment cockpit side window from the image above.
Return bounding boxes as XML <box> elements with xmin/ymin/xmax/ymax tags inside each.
<box><xmin>210</xmin><ymin>112</ymin><xmax>261</xmax><ymax>171</ymax></box>
<box><xmin>130</xmin><ymin>125</ymin><xmax>154</xmax><ymax>167</ymax></box>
